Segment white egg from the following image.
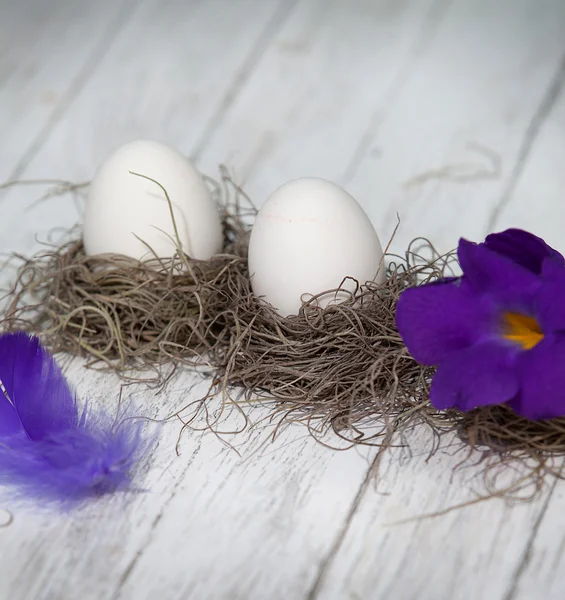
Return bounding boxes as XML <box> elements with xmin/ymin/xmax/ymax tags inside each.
<box><xmin>83</xmin><ymin>140</ymin><xmax>223</xmax><ymax>261</ymax></box>
<box><xmin>248</xmin><ymin>177</ymin><xmax>385</xmax><ymax>317</ymax></box>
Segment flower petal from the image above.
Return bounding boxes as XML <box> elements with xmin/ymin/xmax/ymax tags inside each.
<box><xmin>430</xmin><ymin>341</ymin><xmax>519</xmax><ymax>411</ymax></box>
<box><xmin>535</xmin><ymin>261</ymin><xmax>565</xmax><ymax>333</ymax></box>
<box><xmin>512</xmin><ymin>334</ymin><xmax>565</xmax><ymax>420</ymax></box>
<box><xmin>483</xmin><ymin>229</ymin><xmax>564</xmax><ymax>274</ymax></box>
<box><xmin>396</xmin><ymin>279</ymin><xmax>484</xmax><ymax>365</ymax></box>
<box><xmin>458</xmin><ymin>239</ymin><xmax>540</xmax><ymax>296</ymax></box>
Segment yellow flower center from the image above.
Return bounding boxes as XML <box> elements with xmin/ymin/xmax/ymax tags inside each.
<box><xmin>502</xmin><ymin>312</ymin><xmax>544</xmax><ymax>350</ymax></box>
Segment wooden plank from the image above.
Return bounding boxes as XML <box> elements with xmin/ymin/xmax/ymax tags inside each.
<box><xmin>488</xmin><ymin>61</ymin><xmax>565</xmax><ymax>252</ymax></box>
<box><xmin>0</xmin><ymin>0</ymin><xmax>297</xmax><ymax>189</ymax></box>
<box><xmin>346</xmin><ymin>0</ymin><xmax>565</xmax><ymax>255</ymax></box>
<box><xmin>197</xmin><ymin>0</ymin><xmax>453</xmax><ymax>204</ymax></box>
<box><xmin>506</xmin><ymin>481</ymin><xmax>565</xmax><ymax>600</ymax></box>
<box><xmin>0</xmin><ymin>0</ymin><xmax>142</xmax><ymax>182</ymax></box>
<box><xmin>309</xmin><ymin>429</ymin><xmax>556</xmax><ymax>600</ymax></box>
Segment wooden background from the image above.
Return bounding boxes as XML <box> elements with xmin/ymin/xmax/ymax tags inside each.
<box><xmin>1</xmin><ymin>0</ymin><xmax>565</xmax><ymax>598</ymax></box>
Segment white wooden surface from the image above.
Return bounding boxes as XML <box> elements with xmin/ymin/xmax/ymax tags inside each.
<box><xmin>1</xmin><ymin>1</ymin><xmax>565</xmax><ymax>598</ymax></box>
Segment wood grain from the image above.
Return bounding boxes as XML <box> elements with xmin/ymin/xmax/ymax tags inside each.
<box><xmin>490</xmin><ymin>64</ymin><xmax>565</xmax><ymax>253</ymax></box>
<box><xmin>3</xmin><ymin>0</ymin><xmax>294</xmax><ymax>187</ymax></box>
<box><xmin>0</xmin><ymin>0</ymin><xmax>142</xmax><ymax>182</ymax></box>
<box><xmin>0</xmin><ymin>0</ymin><xmax>565</xmax><ymax>598</ymax></box>
<box><xmin>197</xmin><ymin>0</ymin><xmax>451</xmax><ymax>205</ymax></box>
<box><xmin>347</xmin><ymin>0</ymin><xmax>565</xmax><ymax>255</ymax></box>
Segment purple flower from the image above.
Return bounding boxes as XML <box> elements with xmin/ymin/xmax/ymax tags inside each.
<box><xmin>396</xmin><ymin>229</ymin><xmax>565</xmax><ymax>420</ymax></box>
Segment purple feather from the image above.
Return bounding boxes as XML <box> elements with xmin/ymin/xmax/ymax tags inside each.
<box><xmin>0</xmin><ymin>332</ymin><xmax>151</xmax><ymax>505</ymax></box>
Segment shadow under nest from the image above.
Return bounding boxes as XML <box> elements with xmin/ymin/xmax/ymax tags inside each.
<box><xmin>2</xmin><ymin>181</ymin><xmax>565</xmax><ymax>498</ymax></box>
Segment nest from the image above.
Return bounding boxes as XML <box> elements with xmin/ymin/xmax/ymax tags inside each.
<box><xmin>448</xmin><ymin>405</ymin><xmax>565</xmax><ymax>498</ymax></box>
<box><xmin>195</xmin><ymin>244</ymin><xmax>440</xmax><ymax>446</ymax></box>
<box><xmin>3</xmin><ymin>174</ymin><xmax>565</xmax><ymax>499</ymax></box>
<box><xmin>179</xmin><ymin>239</ymin><xmax>565</xmax><ymax>498</ymax></box>
<box><xmin>0</xmin><ymin>172</ymin><xmax>254</xmax><ymax>382</ymax></box>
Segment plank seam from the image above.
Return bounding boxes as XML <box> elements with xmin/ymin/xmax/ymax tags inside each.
<box><xmin>189</xmin><ymin>0</ymin><xmax>301</xmax><ymax>162</ymax></box>
<box><xmin>502</xmin><ymin>477</ymin><xmax>559</xmax><ymax>600</ymax></box>
<box><xmin>110</xmin><ymin>440</ymin><xmax>204</xmax><ymax>600</ymax></box>
<box><xmin>340</xmin><ymin>0</ymin><xmax>454</xmax><ymax>187</ymax></box>
<box><xmin>306</xmin><ymin>451</ymin><xmax>383</xmax><ymax>600</ymax></box>
<box><xmin>487</xmin><ymin>50</ymin><xmax>565</xmax><ymax>231</ymax></box>
<box><xmin>0</xmin><ymin>0</ymin><xmax>144</xmax><ymax>195</ymax></box>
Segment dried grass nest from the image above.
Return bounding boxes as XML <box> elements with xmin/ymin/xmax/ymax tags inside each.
<box><xmin>2</xmin><ymin>175</ymin><xmax>565</xmax><ymax>499</ymax></box>
<box><xmin>0</xmin><ymin>172</ymin><xmax>254</xmax><ymax>382</ymax></box>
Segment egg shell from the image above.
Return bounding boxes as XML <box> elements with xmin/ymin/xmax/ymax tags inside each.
<box><xmin>83</xmin><ymin>140</ymin><xmax>223</xmax><ymax>261</ymax></box>
<box><xmin>248</xmin><ymin>177</ymin><xmax>385</xmax><ymax>317</ymax></box>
